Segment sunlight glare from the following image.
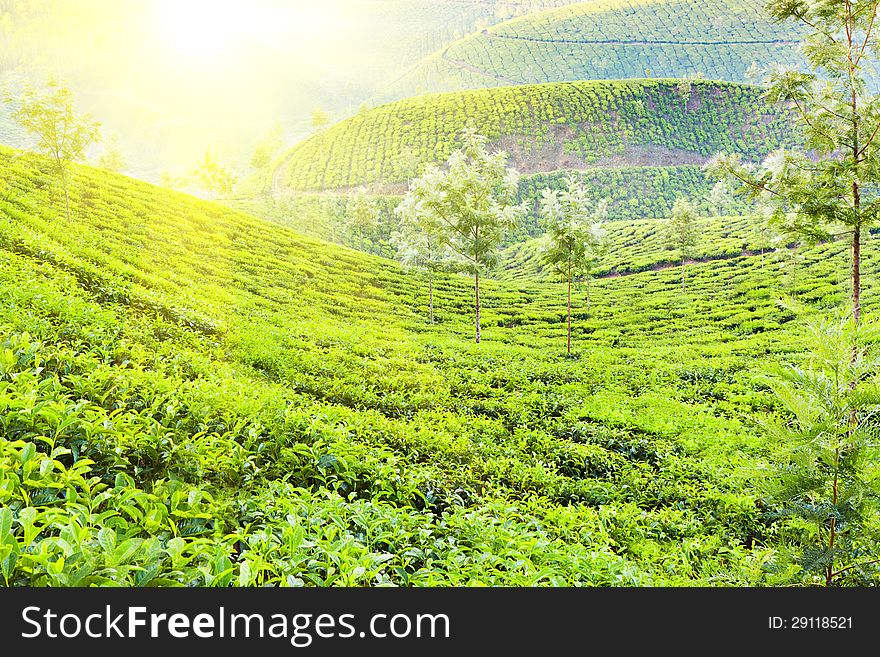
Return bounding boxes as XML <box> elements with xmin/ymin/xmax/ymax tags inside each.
<box><xmin>158</xmin><ymin>0</ymin><xmax>258</xmax><ymax>59</ymax></box>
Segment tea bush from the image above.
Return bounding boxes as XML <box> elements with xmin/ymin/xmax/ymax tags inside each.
<box><xmin>384</xmin><ymin>0</ymin><xmax>808</xmax><ymax>99</ymax></box>
<box><xmin>279</xmin><ymin>80</ymin><xmax>797</xmax><ymax>191</ymax></box>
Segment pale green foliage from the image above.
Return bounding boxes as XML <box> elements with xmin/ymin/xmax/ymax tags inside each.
<box><xmin>664</xmin><ymin>197</ymin><xmax>699</xmax><ymax>291</ymax></box>
<box><xmin>345</xmin><ymin>187</ymin><xmax>382</xmax><ymax>252</ymax></box>
<box><xmin>5</xmin><ymin>75</ymin><xmax>101</xmax><ymax>219</ymax></box>
<box><xmin>708</xmin><ymin>180</ymin><xmax>732</xmax><ymax>217</ymax></box>
<box><xmin>754</xmin><ymin>202</ymin><xmax>776</xmax><ymax>245</ymax></box>
<box><xmin>707</xmin><ymin>0</ymin><xmax>880</xmax><ymax>319</ymax></box>
<box><xmin>392</xmin><ymin>210</ymin><xmax>450</xmax><ymax>278</ymax></box>
<box><xmin>391</xmin><ymin>207</ymin><xmax>451</xmax><ymax>324</ymax></box>
<box><xmin>192</xmin><ymin>150</ymin><xmax>238</xmax><ymax>198</ymax></box>
<box><xmin>95</xmin><ymin>135</ymin><xmax>127</xmax><ymax>174</ymax></box>
<box><xmin>666</xmin><ymin>198</ymin><xmax>699</xmax><ymax>252</ymax></box>
<box><xmin>7</xmin><ymin>76</ymin><xmax>101</xmax><ymax>169</ymax></box>
<box><xmin>250</xmin><ymin>122</ymin><xmax>284</xmax><ymax>172</ymax></box>
<box><xmin>396</xmin><ymin>129</ymin><xmax>524</xmax><ymax>341</ymax></box>
<box><xmin>539</xmin><ymin>174</ymin><xmax>608</xmax><ymax>282</ymax></box>
<box><xmin>397</xmin><ymin>129</ymin><xmax>523</xmax><ymax>276</ymax></box>
<box><xmin>773</xmin><ymin>233</ymin><xmax>805</xmax><ymax>295</ymax></box>
<box><xmin>311</xmin><ymin>107</ymin><xmax>330</xmax><ymax>133</ymax></box>
<box><xmin>539</xmin><ymin>174</ymin><xmax>608</xmax><ymax>353</ymax></box>
<box><xmin>745</xmin><ymin>61</ymin><xmax>764</xmax><ymax>83</ymax></box>
<box><xmin>760</xmin><ymin>310</ymin><xmax>880</xmax><ymax>584</ymax></box>
<box><xmin>159</xmin><ymin>170</ymin><xmax>183</xmax><ymax>190</ymax></box>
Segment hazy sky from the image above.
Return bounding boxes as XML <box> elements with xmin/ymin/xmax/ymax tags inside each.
<box><xmin>1</xmin><ymin>0</ymin><xmax>483</xmax><ymax>178</ymax></box>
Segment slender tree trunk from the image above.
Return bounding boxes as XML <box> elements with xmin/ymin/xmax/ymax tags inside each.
<box><xmin>844</xmin><ymin>9</ymin><xmax>860</xmax><ymax>562</ymax></box>
<box><xmin>567</xmin><ymin>260</ymin><xmax>572</xmax><ymax>356</ymax></box>
<box><xmin>429</xmin><ymin>278</ymin><xmax>434</xmax><ymax>325</ymax></box>
<box><xmin>474</xmin><ymin>272</ymin><xmax>481</xmax><ymax>344</ymax></box>
<box><xmin>681</xmin><ymin>257</ymin><xmax>686</xmax><ymax>293</ymax></box>
<box><xmin>586</xmin><ymin>276</ymin><xmax>591</xmax><ymax>318</ymax></box>
<box><xmin>63</xmin><ymin>184</ymin><xmax>71</xmax><ymax>222</ymax></box>
<box><xmin>58</xmin><ymin>160</ymin><xmax>71</xmax><ymax>222</ymax></box>
<box><xmin>827</xmin><ymin>445</ymin><xmax>840</xmax><ymax>586</ymax></box>
<box><xmin>852</xmin><ymin>223</ymin><xmax>861</xmax><ymax>324</ymax></box>
<box><xmin>829</xmin><ymin>13</ymin><xmax>860</xmax><ymax>587</ymax></box>
<box><xmin>849</xmin><ymin>8</ymin><xmax>861</xmax><ymax>326</ymax></box>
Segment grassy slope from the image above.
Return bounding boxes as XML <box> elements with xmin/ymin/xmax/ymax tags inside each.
<box><xmin>497</xmin><ymin>213</ymin><xmax>784</xmax><ymax>280</ymax></box>
<box><xmin>2</xmin><ymin>147</ymin><xmax>878</xmax><ymax>586</ymax></box>
<box><xmin>278</xmin><ymin>79</ymin><xmax>796</xmax><ymax>191</ymax></box>
<box><xmin>384</xmin><ymin>0</ymin><xmax>807</xmax><ymax>98</ymax></box>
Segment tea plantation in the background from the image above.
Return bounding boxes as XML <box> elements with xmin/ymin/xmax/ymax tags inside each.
<box><xmin>383</xmin><ymin>0</ymin><xmax>808</xmax><ymax>99</ymax></box>
<box><xmin>277</xmin><ymin>79</ymin><xmax>796</xmax><ymax>192</ymax></box>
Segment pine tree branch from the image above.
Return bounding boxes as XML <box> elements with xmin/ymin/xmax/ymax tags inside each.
<box><xmin>829</xmin><ymin>557</ymin><xmax>880</xmax><ymax>579</ymax></box>
<box><xmin>854</xmin><ymin>2</ymin><xmax>878</xmax><ymax>67</ymax></box>
<box><xmin>857</xmin><ymin>118</ymin><xmax>880</xmax><ymax>159</ymax></box>
<box><xmin>791</xmin><ymin>10</ymin><xmax>839</xmax><ymax>46</ymax></box>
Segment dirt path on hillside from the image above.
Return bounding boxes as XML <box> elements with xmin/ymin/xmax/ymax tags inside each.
<box><xmin>441</xmin><ymin>47</ymin><xmax>523</xmax><ymax>86</ymax></box>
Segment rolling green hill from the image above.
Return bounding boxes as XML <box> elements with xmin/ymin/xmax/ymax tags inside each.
<box><xmin>277</xmin><ymin>79</ymin><xmax>797</xmax><ymax>192</ymax></box>
<box><xmin>2</xmin><ymin>146</ymin><xmax>878</xmax><ymax>586</ymax></box>
<box><xmin>383</xmin><ymin>0</ymin><xmax>808</xmax><ymax>99</ymax></box>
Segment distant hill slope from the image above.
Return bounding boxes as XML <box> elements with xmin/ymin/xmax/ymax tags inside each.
<box><xmin>383</xmin><ymin>0</ymin><xmax>808</xmax><ymax>98</ymax></box>
<box><xmin>277</xmin><ymin>79</ymin><xmax>797</xmax><ymax>192</ymax></box>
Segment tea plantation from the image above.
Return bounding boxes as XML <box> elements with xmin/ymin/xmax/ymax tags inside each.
<box><xmin>2</xmin><ymin>145</ymin><xmax>879</xmax><ymax>586</ymax></box>
<box><xmin>278</xmin><ymin>79</ymin><xmax>797</xmax><ymax>191</ymax></box>
<box><xmin>384</xmin><ymin>0</ymin><xmax>808</xmax><ymax>98</ymax></box>
<box><xmin>497</xmin><ymin>213</ymin><xmax>782</xmax><ymax>281</ymax></box>
<box><xmin>235</xmin><ymin>165</ymin><xmax>752</xmax><ymax>262</ymax></box>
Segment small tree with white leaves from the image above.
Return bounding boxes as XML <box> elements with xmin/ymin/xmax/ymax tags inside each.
<box><xmin>396</xmin><ymin>129</ymin><xmax>523</xmax><ymax>343</ymax></box>
<box><xmin>664</xmin><ymin>197</ymin><xmax>699</xmax><ymax>293</ymax></box>
<box><xmin>539</xmin><ymin>175</ymin><xmax>608</xmax><ymax>355</ymax></box>
<box><xmin>391</xmin><ymin>218</ymin><xmax>450</xmax><ymax>324</ymax></box>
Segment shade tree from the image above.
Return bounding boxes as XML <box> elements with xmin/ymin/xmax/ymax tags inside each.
<box><xmin>664</xmin><ymin>197</ymin><xmax>699</xmax><ymax>293</ymax></box>
<box><xmin>6</xmin><ymin>75</ymin><xmax>101</xmax><ymax>221</ymax></box>
<box><xmin>192</xmin><ymin>150</ymin><xmax>238</xmax><ymax>199</ymax></box>
<box><xmin>707</xmin><ymin>0</ymin><xmax>880</xmax><ymax>324</ymax></box>
<box><xmin>538</xmin><ymin>174</ymin><xmax>608</xmax><ymax>355</ymax></box>
<box><xmin>391</xmin><ymin>216</ymin><xmax>451</xmax><ymax>325</ymax></box>
<box><xmin>396</xmin><ymin>129</ymin><xmax>524</xmax><ymax>343</ymax></box>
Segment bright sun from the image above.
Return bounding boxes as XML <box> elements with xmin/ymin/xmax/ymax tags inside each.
<box><xmin>158</xmin><ymin>0</ymin><xmax>258</xmax><ymax>59</ymax></box>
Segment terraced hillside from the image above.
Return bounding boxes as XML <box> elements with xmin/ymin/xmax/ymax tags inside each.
<box><xmin>384</xmin><ymin>0</ymin><xmax>808</xmax><ymax>98</ymax></box>
<box><xmin>496</xmin><ymin>214</ymin><xmax>837</xmax><ymax>281</ymax></box>
<box><xmin>278</xmin><ymin>79</ymin><xmax>797</xmax><ymax>191</ymax></box>
<box><xmin>337</xmin><ymin>0</ymin><xmax>589</xmax><ymax>73</ymax></box>
<box><xmin>2</xmin><ymin>146</ymin><xmax>879</xmax><ymax>586</ymax></box>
